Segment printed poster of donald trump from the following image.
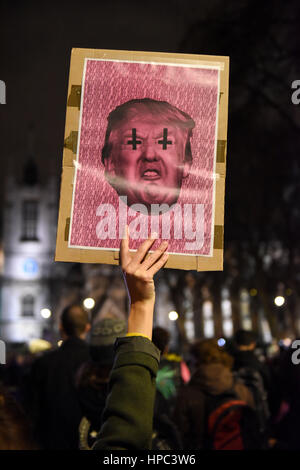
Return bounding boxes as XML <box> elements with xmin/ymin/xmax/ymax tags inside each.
<box><xmin>69</xmin><ymin>58</ymin><xmax>220</xmax><ymax>256</ymax></box>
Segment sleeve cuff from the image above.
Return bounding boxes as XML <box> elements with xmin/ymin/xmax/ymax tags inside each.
<box><xmin>114</xmin><ymin>336</ymin><xmax>161</xmax><ymax>364</ymax></box>
<box><xmin>126</xmin><ymin>332</ymin><xmax>151</xmax><ymax>341</ymax></box>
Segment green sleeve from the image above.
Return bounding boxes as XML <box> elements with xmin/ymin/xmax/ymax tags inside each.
<box><xmin>93</xmin><ymin>336</ymin><xmax>160</xmax><ymax>450</ymax></box>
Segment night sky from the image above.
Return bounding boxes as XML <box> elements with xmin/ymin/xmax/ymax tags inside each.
<box><xmin>0</xmin><ymin>0</ymin><xmax>198</xmax><ymax>187</ymax></box>
<box><xmin>0</xmin><ymin>0</ymin><xmax>300</xmax><ymax>247</ymax></box>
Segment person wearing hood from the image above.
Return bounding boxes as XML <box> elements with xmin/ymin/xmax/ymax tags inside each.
<box><xmin>173</xmin><ymin>339</ymin><xmax>254</xmax><ymax>450</ymax></box>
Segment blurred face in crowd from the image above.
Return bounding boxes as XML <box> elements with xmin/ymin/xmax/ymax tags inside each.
<box><xmin>104</xmin><ymin>114</ymin><xmax>191</xmax><ymax>209</ymax></box>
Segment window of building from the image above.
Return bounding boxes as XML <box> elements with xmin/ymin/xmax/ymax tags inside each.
<box><xmin>203</xmin><ymin>300</ymin><xmax>214</xmax><ymax>338</ymax></box>
<box><xmin>240</xmin><ymin>289</ymin><xmax>252</xmax><ymax>330</ymax></box>
<box><xmin>259</xmin><ymin>309</ymin><xmax>272</xmax><ymax>344</ymax></box>
<box><xmin>221</xmin><ymin>288</ymin><xmax>233</xmax><ymax>338</ymax></box>
<box><xmin>21</xmin><ymin>200</ymin><xmax>38</xmax><ymax>241</ymax></box>
<box><xmin>21</xmin><ymin>295</ymin><xmax>35</xmax><ymax>317</ymax></box>
<box><xmin>184</xmin><ymin>311</ymin><xmax>195</xmax><ymax>341</ymax></box>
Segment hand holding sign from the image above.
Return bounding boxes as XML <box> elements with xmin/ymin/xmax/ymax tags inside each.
<box><xmin>120</xmin><ymin>227</ymin><xmax>168</xmax><ymax>339</ymax></box>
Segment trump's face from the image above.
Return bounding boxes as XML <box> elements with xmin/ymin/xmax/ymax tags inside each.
<box><xmin>104</xmin><ymin>115</ymin><xmax>191</xmax><ymax>209</ymax></box>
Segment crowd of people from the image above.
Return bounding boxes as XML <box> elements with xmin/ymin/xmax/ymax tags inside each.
<box><xmin>0</xmin><ymin>235</ymin><xmax>299</xmax><ymax>450</ymax></box>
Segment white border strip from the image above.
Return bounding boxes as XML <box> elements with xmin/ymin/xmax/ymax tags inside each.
<box><xmin>82</xmin><ymin>57</ymin><xmax>224</xmax><ymax>70</ymax></box>
<box><xmin>208</xmin><ymin>67</ymin><xmax>221</xmax><ymax>257</ymax></box>
<box><xmin>68</xmin><ymin>58</ymin><xmax>88</xmax><ymax>249</ymax></box>
<box><xmin>67</xmin><ymin>244</ymin><xmax>213</xmax><ymax>258</ymax></box>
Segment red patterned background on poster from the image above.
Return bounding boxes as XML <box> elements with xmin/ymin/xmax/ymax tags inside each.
<box><xmin>70</xmin><ymin>59</ymin><xmax>219</xmax><ymax>255</ymax></box>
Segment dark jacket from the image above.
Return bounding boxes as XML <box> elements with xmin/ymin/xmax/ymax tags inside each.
<box><xmin>271</xmin><ymin>345</ymin><xmax>300</xmax><ymax>449</ymax></box>
<box><xmin>232</xmin><ymin>350</ymin><xmax>270</xmax><ymax>391</ymax></box>
<box><xmin>93</xmin><ymin>336</ymin><xmax>160</xmax><ymax>450</ymax></box>
<box><xmin>29</xmin><ymin>336</ymin><xmax>90</xmax><ymax>449</ymax></box>
<box><xmin>173</xmin><ymin>363</ymin><xmax>253</xmax><ymax>449</ymax></box>
<box><xmin>76</xmin><ymin>362</ymin><xmax>111</xmax><ymax>449</ymax></box>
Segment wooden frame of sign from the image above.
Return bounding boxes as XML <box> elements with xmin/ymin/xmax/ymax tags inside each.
<box><xmin>55</xmin><ymin>48</ymin><xmax>229</xmax><ymax>271</ymax></box>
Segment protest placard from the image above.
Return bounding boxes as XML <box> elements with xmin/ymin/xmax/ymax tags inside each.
<box><xmin>55</xmin><ymin>48</ymin><xmax>229</xmax><ymax>270</ymax></box>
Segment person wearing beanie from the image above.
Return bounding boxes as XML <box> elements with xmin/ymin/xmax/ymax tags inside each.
<box><xmin>232</xmin><ymin>329</ymin><xmax>270</xmax><ymax>391</ymax></box>
<box><xmin>76</xmin><ymin>317</ymin><xmax>127</xmax><ymax>450</ymax></box>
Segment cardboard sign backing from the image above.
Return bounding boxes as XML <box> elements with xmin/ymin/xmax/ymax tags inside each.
<box><xmin>55</xmin><ymin>48</ymin><xmax>229</xmax><ymax>271</ymax></box>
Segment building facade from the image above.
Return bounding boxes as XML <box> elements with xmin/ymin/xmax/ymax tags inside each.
<box><xmin>0</xmin><ymin>161</ymin><xmax>58</xmax><ymax>343</ymax></box>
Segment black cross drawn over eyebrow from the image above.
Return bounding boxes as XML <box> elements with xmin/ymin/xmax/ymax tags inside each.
<box><xmin>127</xmin><ymin>128</ymin><xmax>142</xmax><ymax>150</ymax></box>
<box><xmin>158</xmin><ymin>128</ymin><xmax>172</xmax><ymax>150</ymax></box>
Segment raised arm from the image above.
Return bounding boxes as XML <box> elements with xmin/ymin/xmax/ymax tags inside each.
<box><xmin>93</xmin><ymin>230</ymin><xmax>168</xmax><ymax>450</ymax></box>
<box><xmin>121</xmin><ymin>228</ymin><xmax>168</xmax><ymax>339</ymax></box>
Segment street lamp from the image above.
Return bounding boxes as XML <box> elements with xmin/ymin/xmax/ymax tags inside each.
<box><xmin>168</xmin><ymin>311</ymin><xmax>178</xmax><ymax>321</ymax></box>
<box><xmin>83</xmin><ymin>297</ymin><xmax>95</xmax><ymax>309</ymax></box>
<box><xmin>40</xmin><ymin>308</ymin><xmax>52</xmax><ymax>319</ymax></box>
<box><xmin>274</xmin><ymin>296</ymin><xmax>285</xmax><ymax>307</ymax></box>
